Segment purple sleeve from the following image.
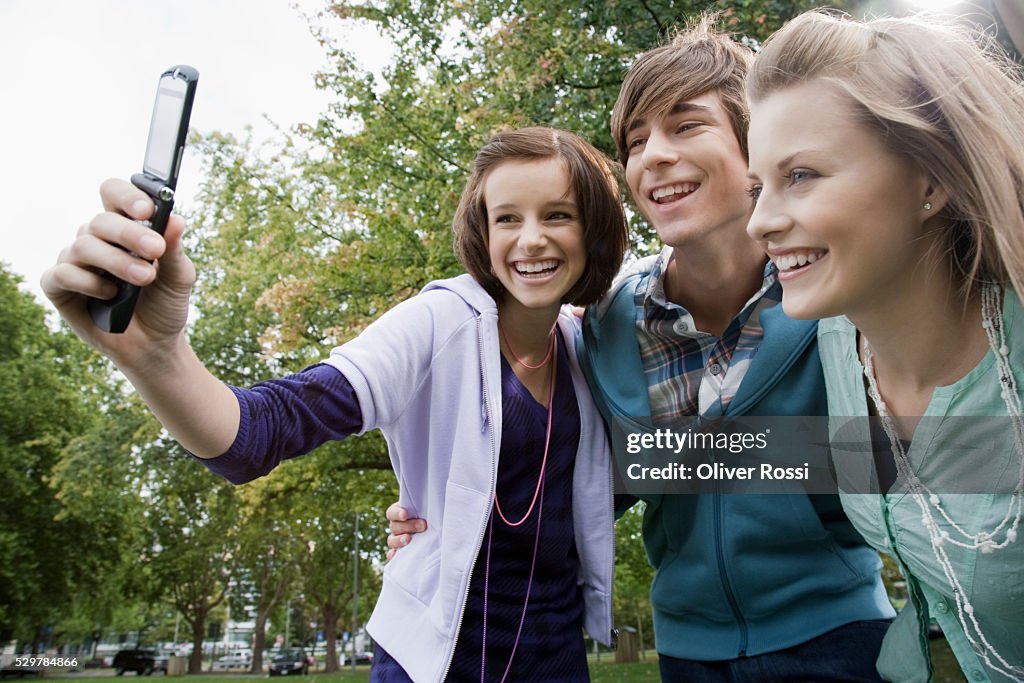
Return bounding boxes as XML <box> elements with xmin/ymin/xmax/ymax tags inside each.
<box><xmin>198</xmin><ymin>363</ymin><xmax>363</xmax><ymax>484</ymax></box>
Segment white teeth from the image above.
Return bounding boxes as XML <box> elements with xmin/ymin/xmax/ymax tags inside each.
<box><xmin>515</xmin><ymin>260</ymin><xmax>559</xmax><ymax>274</ymax></box>
<box><xmin>651</xmin><ymin>182</ymin><xmax>699</xmax><ymax>202</ymax></box>
<box><xmin>774</xmin><ymin>250</ymin><xmax>826</xmax><ymax>272</ymax></box>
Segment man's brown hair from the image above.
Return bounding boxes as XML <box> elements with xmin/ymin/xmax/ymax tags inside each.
<box><xmin>611</xmin><ymin>14</ymin><xmax>754</xmax><ymax>166</ymax></box>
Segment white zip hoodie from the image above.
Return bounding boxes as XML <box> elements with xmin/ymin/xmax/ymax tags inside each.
<box><xmin>324</xmin><ymin>274</ymin><xmax>614</xmax><ymax>683</ymax></box>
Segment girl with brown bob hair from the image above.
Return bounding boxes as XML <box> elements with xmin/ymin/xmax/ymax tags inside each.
<box><xmin>42</xmin><ymin>125</ymin><xmax>628</xmax><ymax>682</ymax></box>
<box><xmin>454</xmin><ymin>126</ymin><xmax>629</xmax><ymax>307</ymax></box>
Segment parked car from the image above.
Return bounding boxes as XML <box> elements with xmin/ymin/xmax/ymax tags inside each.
<box><xmin>339</xmin><ymin>651</ymin><xmax>373</xmax><ymax>666</ymax></box>
<box><xmin>0</xmin><ymin>664</ymin><xmax>41</xmax><ymax>679</ymax></box>
<box><xmin>212</xmin><ymin>652</ymin><xmax>252</xmax><ymax>670</ymax></box>
<box><xmin>268</xmin><ymin>649</ymin><xmax>308</xmax><ymax>676</ymax></box>
<box><xmin>112</xmin><ymin>649</ymin><xmax>167</xmax><ymax>676</ymax></box>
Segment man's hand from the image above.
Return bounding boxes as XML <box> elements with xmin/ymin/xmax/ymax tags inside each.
<box><xmin>385</xmin><ymin>502</ymin><xmax>427</xmax><ymax>561</ymax></box>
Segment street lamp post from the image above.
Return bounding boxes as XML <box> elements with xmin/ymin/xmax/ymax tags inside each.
<box><xmin>351</xmin><ymin>512</ymin><xmax>359</xmax><ymax>673</ymax></box>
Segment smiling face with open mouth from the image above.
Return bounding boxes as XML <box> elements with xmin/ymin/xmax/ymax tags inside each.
<box><xmin>746</xmin><ymin>80</ymin><xmax>940</xmax><ymax>321</ymax></box>
<box><xmin>623</xmin><ymin>91</ymin><xmax>753</xmax><ymax>249</ymax></box>
<box><xmin>484</xmin><ymin>157</ymin><xmax>586</xmax><ymax>316</ymax></box>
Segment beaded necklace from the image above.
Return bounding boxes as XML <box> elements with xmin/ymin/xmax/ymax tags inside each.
<box><xmin>862</xmin><ymin>283</ymin><xmax>1023</xmax><ymax>680</ymax></box>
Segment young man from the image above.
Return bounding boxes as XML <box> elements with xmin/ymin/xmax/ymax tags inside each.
<box><xmin>579</xmin><ymin>19</ymin><xmax>894</xmax><ymax>682</ymax></box>
<box><xmin>390</xmin><ymin>18</ymin><xmax>895</xmax><ymax>681</ymax></box>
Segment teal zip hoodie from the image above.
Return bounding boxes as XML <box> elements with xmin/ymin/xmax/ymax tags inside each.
<box><xmin>578</xmin><ymin>261</ymin><xmax>894</xmax><ymax>660</ymax></box>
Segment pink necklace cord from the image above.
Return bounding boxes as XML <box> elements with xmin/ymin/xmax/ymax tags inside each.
<box><xmin>481</xmin><ymin>470</ymin><xmax>545</xmax><ymax>683</ymax></box>
<box><xmin>481</xmin><ymin>332</ymin><xmax>558</xmax><ymax>682</ymax></box>
<box><xmin>493</xmin><ymin>350</ymin><xmax>556</xmax><ymax>527</ymax></box>
<box><xmin>498</xmin><ymin>317</ymin><xmax>555</xmax><ymax>370</ymax></box>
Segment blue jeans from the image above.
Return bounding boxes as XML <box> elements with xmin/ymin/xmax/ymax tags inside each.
<box><xmin>658</xmin><ymin>619</ymin><xmax>892</xmax><ymax>683</ymax></box>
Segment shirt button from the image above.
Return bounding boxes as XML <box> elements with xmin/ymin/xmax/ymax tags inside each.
<box><xmin>673</xmin><ymin>319</ymin><xmax>689</xmax><ymax>334</ymax></box>
<box><xmin>971</xmin><ymin>670</ymin><xmax>985</xmax><ymax>681</ymax></box>
<box><xmin>934</xmin><ymin>599</ymin><xmax>949</xmax><ymax>614</ymax></box>
<box><xmin>709</xmin><ymin>363</ymin><xmax>722</xmax><ymax>376</ymax></box>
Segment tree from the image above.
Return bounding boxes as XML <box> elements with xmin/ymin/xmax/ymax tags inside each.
<box><xmin>293</xmin><ymin>0</ymin><xmax>863</xmax><ymax>304</ymax></box>
<box><xmin>230</xmin><ymin>479</ymin><xmax>305</xmax><ymax>673</ymax></box>
<box><xmin>140</xmin><ymin>441</ymin><xmax>239</xmax><ymax>673</ymax></box>
<box><xmin>0</xmin><ymin>266</ymin><xmax>100</xmax><ymax>649</ymax></box>
<box><xmin>612</xmin><ymin>503</ymin><xmax>655</xmax><ymax>655</ymax></box>
<box><xmin>295</xmin><ymin>450</ymin><xmax>392</xmax><ymax>672</ymax></box>
<box><xmin>177</xmin><ymin>127</ymin><xmax>398</xmax><ymax>675</ymax></box>
<box><xmin>49</xmin><ymin>391</ymin><xmax>154</xmax><ymax>651</ymax></box>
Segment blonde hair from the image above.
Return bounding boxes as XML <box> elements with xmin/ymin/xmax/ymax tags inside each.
<box><xmin>748</xmin><ymin>10</ymin><xmax>1024</xmax><ymax>298</ymax></box>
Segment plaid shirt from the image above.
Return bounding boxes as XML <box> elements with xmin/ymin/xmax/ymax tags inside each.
<box><xmin>634</xmin><ymin>247</ymin><xmax>781</xmax><ymax>422</ymax></box>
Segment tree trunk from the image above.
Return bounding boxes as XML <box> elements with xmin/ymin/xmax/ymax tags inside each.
<box><xmin>188</xmin><ymin>618</ymin><xmax>206</xmax><ymax>675</ymax></box>
<box><xmin>322</xmin><ymin>604</ymin><xmax>339</xmax><ymax>673</ymax></box>
<box><xmin>636</xmin><ymin>610</ymin><xmax>646</xmax><ymax>661</ymax></box>
<box><xmin>251</xmin><ymin>609</ymin><xmax>269</xmax><ymax>673</ymax></box>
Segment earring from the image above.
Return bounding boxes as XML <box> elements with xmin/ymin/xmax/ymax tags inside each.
<box><xmin>923</xmin><ymin>202</ymin><xmax>932</xmax><ymax>211</ymax></box>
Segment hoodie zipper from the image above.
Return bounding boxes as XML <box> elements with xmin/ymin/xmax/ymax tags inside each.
<box><xmin>573</xmin><ymin>324</ymin><xmax>617</xmax><ymax>648</ymax></box>
<box><xmin>712</xmin><ymin>484</ymin><xmax>749</xmax><ymax>656</ymax></box>
<box><xmin>596</xmin><ymin>334</ymin><xmax>617</xmax><ymax>647</ymax></box>
<box><xmin>599</xmin><ymin>395</ymin><xmax>620</xmax><ymax>641</ymax></box>
<box><xmin>440</xmin><ymin>315</ymin><xmax>499</xmax><ymax>681</ymax></box>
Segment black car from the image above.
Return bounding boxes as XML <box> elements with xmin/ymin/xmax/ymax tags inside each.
<box><xmin>268</xmin><ymin>649</ymin><xmax>309</xmax><ymax>676</ymax></box>
<box><xmin>112</xmin><ymin>649</ymin><xmax>167</xmax><ymax>676</ymax></box>
<box><xmin>0</xmin><ymin>664</ymin><xmax>41</xmax><ymax>679</ymax></box>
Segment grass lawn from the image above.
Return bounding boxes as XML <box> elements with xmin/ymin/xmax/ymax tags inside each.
<box><xmin>41</xmin><ymin>659</ymin><xmax>660</xmax><ymax>683</ymax></box>
<box><xmin>40</xmin><ymin>640</ymin><xmax>962</xmax><ymax>682</ymax></box>
<box><xmin>588</xmin><ymin>651</ymin><xmax>660</xmax><ymax>682</ymax></box>
<box><xmin>589</xmin><ymin>640</ymin><xmax>965</xmax><ymax>682</ymax></box>
<box><xmin>43</xmin><ymin>655</ymin><xmax>661</xmax><ymax>683</ymax></box>
<box><xmin>41</xmin><ymin>661</ymin><xmax>662</xmax><ymax>683</ymax></box>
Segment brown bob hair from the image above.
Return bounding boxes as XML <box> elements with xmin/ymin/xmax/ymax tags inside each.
<box><xmin>611</xmin><ymin>13</ymin><xmax>754</xmax><ymax>167</ymax></box>
<box><xmin>453</xmin><ymin>126</ymin><xmax>629</xmax><ymax>307</ymax></box>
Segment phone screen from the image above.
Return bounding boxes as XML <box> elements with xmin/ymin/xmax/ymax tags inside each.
<box><xmin>142</xmin><ymin>75</ymin><xmax>189</xmax><ymax>182</ymax></box>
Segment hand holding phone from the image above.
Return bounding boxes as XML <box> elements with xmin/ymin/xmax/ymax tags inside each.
<box><xmin>87</xmin><ymin>65</ymin><xmax>199</xmax><ymax>333</ymax></box>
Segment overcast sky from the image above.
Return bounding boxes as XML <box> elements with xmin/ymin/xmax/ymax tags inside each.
<box><xmin>0</xmin><ymin>0</ymin><xmax>974</xmax><ymax>311</ymax></box>
<box><xmin>0</xmin><ymin>0</ymin><xmax>389</xmax><ymax>306</ymax></box>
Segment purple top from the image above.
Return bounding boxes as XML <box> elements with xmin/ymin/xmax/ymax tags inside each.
<box><xmin>201</xmin><ymin>363</ymin><xmax>362</xmax><ymax>483</ymax></box>
<box><xmin>199</xmin><ymin>333</ymin><xmax>587</xmax><ymax>681</ymax></box>
<box><xmin>443</xmin><ymin>332</ymin><xmax>586</xmax><ymax>681</ymax></box>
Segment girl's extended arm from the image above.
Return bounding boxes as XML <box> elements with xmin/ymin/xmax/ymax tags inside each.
<box><xmin>41</xmin><ymin>178</ymin><xmax>239</xmax><ymax>457</ymax></box>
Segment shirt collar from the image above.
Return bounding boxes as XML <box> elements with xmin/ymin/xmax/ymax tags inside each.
<box><xmin>642</xmin><ymin>246</ymin><xmax>779</xmax><ymax>315</ymax></box>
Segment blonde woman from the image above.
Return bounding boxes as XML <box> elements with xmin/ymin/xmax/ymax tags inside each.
<box><xmin>745</xmin><ymin>10</ymin><xmax>1024</xmax><ymax>682</ymax></box>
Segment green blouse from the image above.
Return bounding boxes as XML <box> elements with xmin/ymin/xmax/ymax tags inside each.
<box><xmin>819</xmin><ymin>289</ymin><xmax>1024</xmax><ymax>683</ymax></box>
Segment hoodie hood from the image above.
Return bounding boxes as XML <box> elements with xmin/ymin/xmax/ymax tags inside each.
<box><xmin>421</xmin><ymin>273</ymin><xmax>497</xmax><ymax>317</ymax></box>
